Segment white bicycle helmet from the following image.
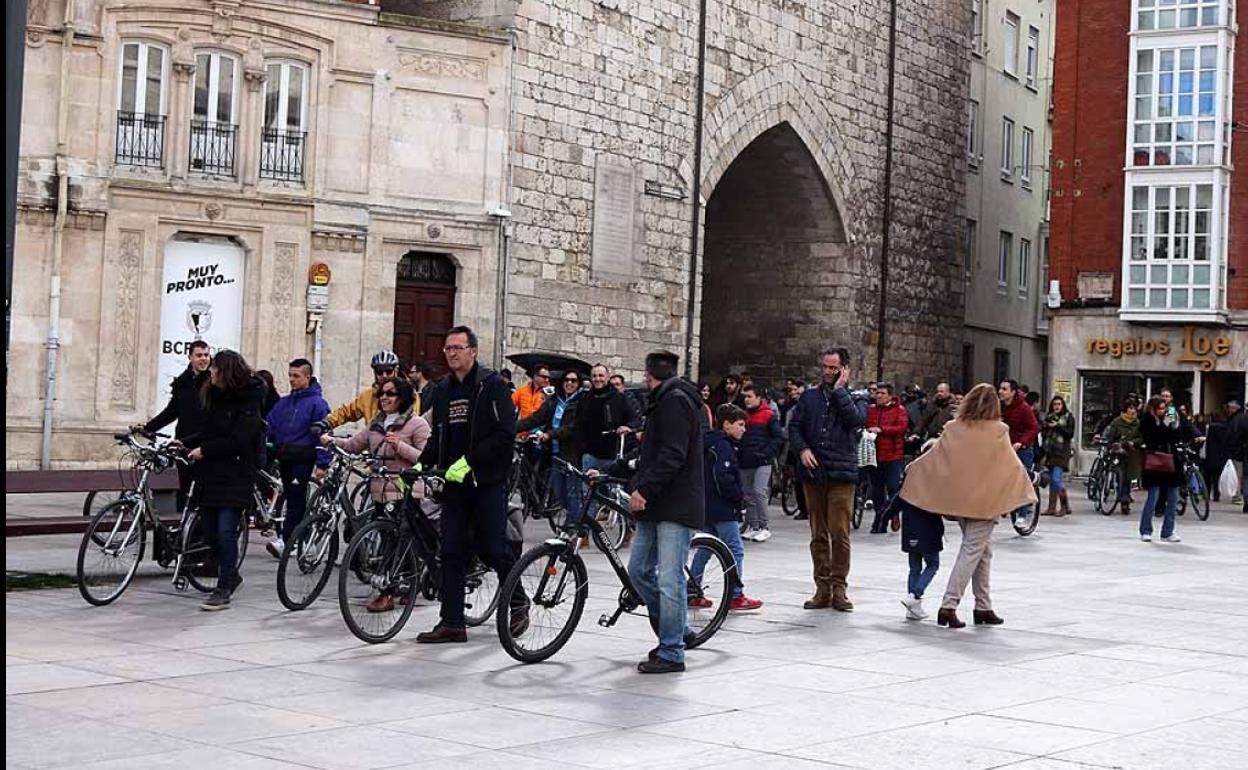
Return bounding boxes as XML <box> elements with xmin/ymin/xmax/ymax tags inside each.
<box><xmin>371</xmin><ymin>350</ymin><xmax>400</xmax><ymax>369</ymax></box>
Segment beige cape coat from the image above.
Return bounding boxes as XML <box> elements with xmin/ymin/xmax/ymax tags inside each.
<box><xmin>899</xmin><ymin>419</ymin><xmax>1038</xmax><ymax>520</ymax></box>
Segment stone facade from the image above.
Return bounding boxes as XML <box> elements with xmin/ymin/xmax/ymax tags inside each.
<box><xmin>419</xmin><ymin>0</ymin><xmax>970</xmax><ymax>388</ymax></box>
<box><xmin>9</xmin><ymin>0</ymin><xmax>510</xmax><ymax>467</ymax></box>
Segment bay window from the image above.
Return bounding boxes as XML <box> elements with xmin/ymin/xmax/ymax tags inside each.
<box><xmin>1124</xmin><ymin>180</ymin><xmax>1222</xmax><ymax>313</ymax></box>
<box><xmin>1130</xmin><ymin>45</ymin><xmax>1220</xmax><ymax>167</ymax></box>
<box><xmin>1135</xmin><ymin>0</ymin><xmax>1224</xmax><ymax>31</ymax></box>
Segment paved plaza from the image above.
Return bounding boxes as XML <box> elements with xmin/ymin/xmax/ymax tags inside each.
<box><xmin>7</xmin><ymin>493</ymin><xmax>1248</xmax><ymax>770</ymax></box>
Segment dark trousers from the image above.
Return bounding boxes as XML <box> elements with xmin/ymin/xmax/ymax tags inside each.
<box><xmin>280</xmin><ymin>462</ymin><xmax>314</xmax><ymax>540</ymax></box>
<box><xmin>175</xmin><ymin>463</ymin><xmax>193</xmax><ymax>513</ymax></box>
<box><xmin>870</xmin><ymin>460</ymin><xmax>904</xmax><ymax>531</ymax></box>
<box><xmin>202</xmin><ymin>506</ymin><xmax>243</xmax><ymax>585</ymax></box>
<box><xmin>439</xmin><ymin>482</ymin><xmax>518</xmax><ymax>628</ymax></box>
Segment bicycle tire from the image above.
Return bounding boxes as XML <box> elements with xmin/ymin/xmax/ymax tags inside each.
<box><xmin>277</xmin><ymin>513</ymin><xmax>340</xmax><ymax>611</ymax></box>
<box><xmin>852</xmin><ymin>485</ymin><xmax>865</xmax><ymax>530</ymax></box>
<box><xmin>1097</xmin><ymin>466</ymin><xmax>1121</xmax><ymax>515</ymax></box>
<box><xmin>1190</xmin><ymin>470</ymin><xmax>1210</xmax><ymax>521</ymax></box>
<box><xmin>1011</xmin><ymin>497</ymin><xmax>1039</xmax><ymax>537</ymax></box>
<box><xmin>497</xmin><ymin>542</ymin><xmax>588</xmax><ymax>663</ymax></box>
<box><xmin>338</xmin><ymin>519</ymin><xmax>419</xmax><ymax>643</ymax></box>
<box><xmin>685</xmin><ymin>534</ymin><xmax>735</xmax><ymax>648</ymax></box>
<box><xmin>780</xmin><ymin>473</ymin><xmax>799</xmax><ymax>516</ymax></box>
<box><xmin>184</xmin><ymin>510</ymin><xmax>249</xmax><ymax>594</ymax></box>
<box><xmin>84</xmin><ymin>490</ymin><xmax>126</xmax><ymax>547</ymax></box>
<box><xmin>77</xmin><ymin>500</ymin><xmax>146</xmax><ymax>606</ymax></box>
<box><xmin>463</xmin><ymin>557</ymin><xmax>501</xmax><ymax>627</ymax></box>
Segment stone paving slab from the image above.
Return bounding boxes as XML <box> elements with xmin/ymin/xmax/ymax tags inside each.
<box><xmin>7</xmin><ymin>495</ymin><xmax>1248</xmax><ymax>769</ymax></box>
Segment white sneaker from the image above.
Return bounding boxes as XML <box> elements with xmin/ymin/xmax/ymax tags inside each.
<box><xmin>1161</xmin><ymin>534</ymin><xmax>1181</xmax><ymax>543</ymax></box>
<box><xmin>1140</xmin><ymin>534</ymin><xmax>1152</xmax><ymax>542</ymax></box>
<box><xmin>265</xmin><ymin>537</ymin><xmax>284</xmax><ymax>559</ymax></box>
<box><xmin>753</xmin><ymin>528</ymin><xmax>772</xmax><ymax>542</ymax></box>
<box><xmin>741</xmin><ymin>528</ymin><xmax>759</xmax><ymax>541</ymax></box>
<box><xmin>901</xmin><ymin>595</ymin><xmax>922</xmax><ymax>620</ymax></box>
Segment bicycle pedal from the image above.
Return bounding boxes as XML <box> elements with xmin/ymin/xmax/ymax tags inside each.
<box><xmin>173</xmin><ymin>575</ymin><xmax>189</xmax><ymax>591</ymax></box>
<box><xmin>598</xmin><ymin>613</ymin><xmax>611</xmax><ymax>627</ymax></box>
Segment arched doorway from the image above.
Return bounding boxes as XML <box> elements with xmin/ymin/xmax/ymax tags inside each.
<box><xmin>700</xmin><ymin>122</ymin><xmax>850</xmax><ymax>386</ymax></box>
<box><xmin>394</xmin><ymin>251</ymin><xmax>456</xmax><ymax>377</ymax></box>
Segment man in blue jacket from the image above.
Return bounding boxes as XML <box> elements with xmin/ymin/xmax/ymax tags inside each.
<box><xmin>787</xmin><ymin>347</ymin><xmax>868</xmax><ymax>612</ymax></box>
<box><xmin>264</xmin><ymin>358</ymin><xmax>330</xmax><ymax>558</ymax></box>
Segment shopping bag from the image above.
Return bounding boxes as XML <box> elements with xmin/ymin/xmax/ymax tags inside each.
<box><xmin>1218</xmin><ymin>460</ymin><xmax>1239</xmax><ymax>499</ymax></box>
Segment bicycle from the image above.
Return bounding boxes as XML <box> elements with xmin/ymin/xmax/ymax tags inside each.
<box><xmin>852</xmin><ymin>474</ymin><xmax>870</xmax><ymax>530</ymax></box>
<box><xmin>768</xmin><ymin>458</ymin><xmax>800</xmax><ymax>516</ymax></box>
<box><xmin>276</xmin><ymin>443</ymin><xmax>374</xmax><ymax>610</ymax></box>
<box><xmin>495</xmin><ymin>458</ymin><xmax>736</xmax><ymax>664</ymax></box>
<box><xmin>76</xmin><ymin>429</ymin><xmax>248</xmax><ymax>606</ymax></box>
<box><xmin>1085</xmin><ymin>438</ymin><xmax>1109</xmax><ymax>502</ymax></box>
<box><xmin>510</xmin><ymin>435</ymin><xmax>563</xmax><ymax>529</ymax></box>
<box><xmin>336</xmin><ymin>467</ymin><xmax>501</xmax><ymax>643</ymax></box>
<box><xmin>1094</xmin><ymin>442</ymin><xmax>1132</xmax><ymax>516</ymax></box>
<box><xmin>1174</xmin><ymin>443</ymin><xmax>1210</xmax><ymax>521</ymax></box>
<box><xmin>1009</xmin><ymin>469</ymin><xmax>1044</xmax><ymax>536</ymax></box>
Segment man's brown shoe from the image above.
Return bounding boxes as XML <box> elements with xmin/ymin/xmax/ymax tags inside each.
<box><xmin>803</xmin><ymin>594</ymin><xmax>832</xmax><ymax>610</ymax></box>
<box><xmin>415</xmin><ymin>624</ymin><xmax>467</xmax><ymax>644</ymax></box>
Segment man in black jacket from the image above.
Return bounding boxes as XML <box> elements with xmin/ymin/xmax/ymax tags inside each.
<box><xmin>415</xmin><ymin>326</ymin><xmax>527</xmax><ymax>643</ymax></box>
<box><xmin>626</xmin><ymin>351</ymin><xmax>704</xmax><ymax>674</ymax></box>
<box><xmin>579</xmin><ymin>364</ymin><xmax>641</xmax><ymax>469</ymax></box>
<box><xmin>141</xmin><ymin>340</ymin><xmax>212</xmax><ymax>511</ymax></box>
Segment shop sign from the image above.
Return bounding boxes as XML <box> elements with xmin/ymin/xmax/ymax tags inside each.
<box><xmin>1085</xmin><ymin>326</ymin><xmax>1232</xmax><ymax>371</ymax></box>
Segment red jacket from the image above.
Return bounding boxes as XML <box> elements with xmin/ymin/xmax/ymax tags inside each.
<box><xmin>1002</xmin><ymin>397</ymin><xmax>1040</xmax><ymax>448</ymax></box>
<box><xmin>866</xmin><ymin>400</ymin><xmax>909</xmax><ymax>462</ymax></box>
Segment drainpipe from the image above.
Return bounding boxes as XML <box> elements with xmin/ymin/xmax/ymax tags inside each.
<box><xmin>682</xmin><ymin>0</ymin><xmax>708</xmax><ymax>378</ymax></box>
<box><xmin>493</xmin><ymin>31</ymin><xmax>518</xmax><ymax>368</ymax></box>
<box><xmin>874</xmin><ymin>0</ymin><xmax>898</xmax><ymax>382</ymax></box>
<box><xmin>40</xmin><ymin>0</ymin><xmax>76</xmax><ymax>469</ymax></box>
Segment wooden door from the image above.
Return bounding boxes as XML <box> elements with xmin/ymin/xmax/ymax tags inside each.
<box><xmin>393</xmin><ymin>253</ymin><xmax>457</xmax><ymax>378</ymax></box>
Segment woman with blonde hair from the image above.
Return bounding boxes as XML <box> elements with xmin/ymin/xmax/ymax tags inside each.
<box><xmin>896</xmin><ymin>383</ymin><xmax>1036</xmax><ymax>628</ymax></box>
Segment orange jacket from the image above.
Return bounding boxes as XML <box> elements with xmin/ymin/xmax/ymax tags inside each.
<box><xmin>512</xmin><ymin>383</ymin><xmax>547</xmax><ymax>421</ymax></box>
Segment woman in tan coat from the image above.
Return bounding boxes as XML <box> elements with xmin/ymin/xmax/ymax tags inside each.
<box><xmin>898</xmin><ymin>383</ymin><xmax>1037</xmax><ymax>628</ymax></box>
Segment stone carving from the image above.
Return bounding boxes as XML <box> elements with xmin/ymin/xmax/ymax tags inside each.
<box><xmin>204</xmin><ymin>202</ymin><xmax>224</xmax><ymax>220</ymax></box>
<box><xmin>210</xmin><ymin>0</ymin><xmax>240</xmax><ymax>38</ymax></box>
<box><xmin>271</xmin><ymin>242</ymin><xmax>297</xmax><ymax>306</ymax></box>
<box><xmin>243</xmin><ymin>38</ymin><xmax>267</xmax><ymax>91</ymax></box>
<box><xmin>397</xmin><ymin>50</ymin><xmax>486</xmax><ymax>81</ymax></box>
<box><xmin>312</xmin><ymin>231</ymin><xmax>367</xmax><ymax>253</ymax></box>
<box><xmin>172</xmin><ymin>27</ymin><xmax>196</xmax><ymax>79</ymax></box>
<box><xmin>110</xmin><ymin>230</ymin><xmax>143</xmax><ymax>409</ymax></box>
<box><xmin>426</xmin><ymin>223</ymin><xmax>443</xmax><ymax>240</ymax></box>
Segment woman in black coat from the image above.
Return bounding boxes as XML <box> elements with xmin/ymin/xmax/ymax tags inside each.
<box><xmin>1138</xmin><ymin>396</ymin><xmax>1184</xmax><ymax>543</ymax></box>
<box><xmin>186</xmin><ymin>350</ymin><xmax>267</xmax><ymax>610</ymax></box>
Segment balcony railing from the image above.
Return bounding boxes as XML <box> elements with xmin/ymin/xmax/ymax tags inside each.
<box><xmin>115</xmin><ymin>111</ymin><xmax>165</xmax><ymax>168</ymax></box>
<box><xmin>259</xmin><ymin>129</ymin><xmax>306</xmax><ymax>182</ymax></box>
<box><xmin>189</xmin><ymin>119</ymin><xmax>237</xmax><ymax>177</ymax></box>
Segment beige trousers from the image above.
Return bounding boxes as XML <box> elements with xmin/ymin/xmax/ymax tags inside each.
<box><xmin>941</xmin><ymin>518</ymin><xmax>996</xmax><ymax>612</ymax></box>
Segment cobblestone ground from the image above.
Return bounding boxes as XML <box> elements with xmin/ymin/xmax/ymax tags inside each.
<box><xmin>7</xmin><ymin>492</ymin><xmax>1248</xmax><ymax>769</ymax></box>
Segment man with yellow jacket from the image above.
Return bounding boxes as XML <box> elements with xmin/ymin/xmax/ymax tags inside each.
<box><xmin>319</xmin><ymin>351</ymin><xmax>414</xmax><ymax>431</ymax></box>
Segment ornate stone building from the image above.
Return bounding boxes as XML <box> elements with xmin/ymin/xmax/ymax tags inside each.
<box><xmin>10</xmin><ymin>0</ymin><xmax>511</xmax><ymax>466</ymax></box>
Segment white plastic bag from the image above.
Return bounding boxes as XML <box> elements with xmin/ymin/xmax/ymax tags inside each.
<box><xmin>1218</xmin><ymin>460</ymin><xmax>1239</xmax><ymax>500</ymax></box>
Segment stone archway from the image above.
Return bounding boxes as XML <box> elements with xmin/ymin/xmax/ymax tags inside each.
<box><xmin>698</xmin><ymin>122</ymin><xmax>852</xmax><ymax>386</ymax></box>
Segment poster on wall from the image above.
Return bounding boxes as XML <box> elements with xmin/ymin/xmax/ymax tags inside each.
<box><xmin>154</xmin><ymin>237</ymin><xmax>246</xmax><ymax>416</ymax></box>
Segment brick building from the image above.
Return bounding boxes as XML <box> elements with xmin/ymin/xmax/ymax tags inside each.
<box><xmin>1049</xmin><ymin>0</ymin><xmax>1246</xmax><ymax>468</ymax></box>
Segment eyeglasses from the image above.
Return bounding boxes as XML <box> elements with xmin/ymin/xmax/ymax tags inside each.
<box><xmin>380</xmin><ymin>390</ymin><xmax>399</xmax><ymax>397</ymax></box>
<box><xmin>374</xmin><ymin>368</ymin><xmax>395</xmax><ymax>376</ymax></box>
<box><xmin>536</xmin><ymin>372</ymin><xmax>550</xmax><ymax>379</ymax></box>
<box><xmin>443</xmin><ymin>345</ymin><xmax>470</xmax><ymax>353</ymax></box>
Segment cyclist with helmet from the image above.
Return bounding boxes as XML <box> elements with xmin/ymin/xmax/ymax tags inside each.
<box><xmin>316</xmin><ymin>350</ymin><xmax>409</xmax><ymax>433</ymax></box>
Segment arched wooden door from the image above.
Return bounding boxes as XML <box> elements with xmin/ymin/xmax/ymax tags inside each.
<box><xmin>394</xmin><ymin>252</ymin><xmax>456</xmax><ymax>378</ymax></box>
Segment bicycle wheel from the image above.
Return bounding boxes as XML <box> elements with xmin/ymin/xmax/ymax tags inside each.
<box><xmin>1011</xmin><ymin>499</ymin><xmax>1039</xmax><ymax>537</ymax></box>
<box><xmin>496</xmin><ymin>542</ymin><xmax>588</xmax><ymax>663</ymax></box>
<box><xmin>184</xmin><ymin>510</ymin><xmax>249</xmax><ymax>594</ymax></box>
<box><xmin>277</xmin><ymin>513</ymin><xmax>340</xmax><ymax>611</ymax></box>
<box><xmin>1085</xmin><ymin>459</ymin><xmax>1103</xmax><ymax>501</ymax></box>
<box><xmin>1097</xmin><ymin>467</ymin><xmax>1121</xmax><ymax>515</ymax></box>
<box><xmin>852</xmin><ymin>484</ymin><xmax>865</xmax><ymax>530</ymax></box>
<box><xmin>77</xmin><ymin>500</ymin><xmax>146</xmax><ymax>606</ymax></box>
<box><xmin>338</xmin><ymin>520</ymin><xmax>419</xmax><ymax>643</ymax></box>
<box><xmin>1189</xmin><ymin>470</ymin><xmax>1210</xmax><ymax>521</ymax></box>
<box><xmin>463</xmin><ymin>557</ymin><xmax>501</xmax><ymax>627</ymax></box>
<box><xmin>349</xmin><ymin>479</ymin><xmax>372</xmax><ymax>524</ymax></box>
<box><xmin>84</xmin><ymin>490</ymin><xmax>125</xmax><ymax>547</ymax></box>
<box><xmin>780</xmin><ymin>472</ymin><xmax>799</xmax><ymax>516</ymax></box>
<box><xmin>685</xmin><ymin>534</ymin><xmax>735</xmax><ymax>648</ymax></box>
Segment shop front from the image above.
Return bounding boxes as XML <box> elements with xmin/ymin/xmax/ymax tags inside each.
<box><xmin>1049</xmin><ymin>309</ymin><xmax>1248</xmax><ymax>471</ymax></box>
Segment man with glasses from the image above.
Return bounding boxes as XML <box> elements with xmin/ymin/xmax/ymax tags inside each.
<box><xmin>318</xmin><ymin>350</ymin><xmax>408</xmax><ymax>433</ymax></box>
<box><xmin>417</xmin><ymin>326</ymin><xmax>528</xmax><ymax>643</ymax></box>
<box><xmin>513</xmin><ymin>364</ymin><xmax>550</xmax><ymax>427</ymax></box>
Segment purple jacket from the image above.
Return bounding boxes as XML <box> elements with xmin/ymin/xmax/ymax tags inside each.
<box><xmin>266</xmin><ymin>379</ymin><xmax>331</xmax><ymax>467</ymax></box>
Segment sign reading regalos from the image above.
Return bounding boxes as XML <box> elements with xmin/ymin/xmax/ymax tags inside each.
<box><xmin>154</xmin><ymin>238</ymin><xmax>246</xmax><ymax>413</ymax></box>
<box><xmin>1086</xmin><ymin>326</ymin><xmax>1232</xmax><ymax>371</ymax></box>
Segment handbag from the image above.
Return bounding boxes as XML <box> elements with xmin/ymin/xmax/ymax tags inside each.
<box><xmin>1142</xmin><ymin>450</ymin><xmax>1175</xmax><ymax>474</ymax></box>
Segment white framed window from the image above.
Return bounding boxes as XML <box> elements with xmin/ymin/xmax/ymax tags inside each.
<box><xmin>1001</xmin><ymin>117</ymin><xmax>1015</xmax><ymax>179</ymax></box>
<box><xmin>260</xmin><ymin>60</ymin><xmax>309</xmax><ymax>182</ymax></box>
<box><xmin>998</xmin><ymin>231</ymin><xmax>1012</xmax><ymax>289</ymax></box>
<box><xmin>118</xmin><ymin>41</ymin><xmax>167</xmax><ymax>117</ymax></box>
<box><xmin>967</xmin><ymin>100</ymin><xmax>980</xmax><ymax>168</ymax></box>
<box><xmin>1130</xmin><ymin>45</ymin><xmax>1220</xmax><ymax>167</ymax></box>
<box><xmin>1021</xmin><ymin>127</ymin><xmax>1034</xmax><ymax>187</ymax></box>
<box><xmin>965</xmin><ymin>218</ymin><xmax>977</xmax><ymax>275</ymax></box>
<box><xmin>1135</xmin><ymin>0</ymin><xmax>1223</xmax><ymax>31</ymax></box>
<box><xmin>1004</xmin><ymin>12</ymin><xmax>1020</xmax><ymax>77</ymax></box>
<box><xmin>1018</xmin><ymin>238</ymin><xmax>1031</xmax><ymax>298</ymax></box>
<box><xmin>190</xmin><ymin>51</ymin><xmax>239</xmax><ymax>176</ymax></box>
<box><xmin>971</xmin><ymin>0</ymin><xmax>984</xmax><ymax>55</ymax></box>
<box><xmin>1124</xmin><ymin>180</ymin><xmax>1220</xmax><ymax>312</ymax></box>
<box><xmin>1025</xmin><ymin>26</ymin><xmax>1040</xmax><ymax>88</ymax></box>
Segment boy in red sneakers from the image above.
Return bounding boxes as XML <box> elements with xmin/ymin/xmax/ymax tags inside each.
<box><xmin>691</xmin><ymin>404</ymin><xmax>764</xmax><ymax>612</ymax></box>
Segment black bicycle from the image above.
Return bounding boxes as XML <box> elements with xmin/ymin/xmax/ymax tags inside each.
<box><xmin>509</xmin><ymin>435</ymin><xmax>563</xmax><ymax>528</ymax></box>
<box><xmin>1174</xmin><ymin>442</ymin><xmax>1210</xmax><ymax>521</ymax></box>
<box><xmin>496</xmin><ymin>458</ymin><xmax>736</xmax><ymax>664</ymax></box>
<box><xmin>1009</xmin><ymin>468</ymin><xmax>1044</xmax><ymax>537</ymax></box>
<box><xmin>76</xmin><ymin>430</ymin><xmax>247</xmax><ymax>605</ymax></box>
<box><xmin>337</xmin><ymin>467</ymin><xmax>501</xmax><ymax>643</ymax></box>
<box><xmin>1094</xmin><ymin>442</ymin><xmax>1133</xmax><ymax>516</ymax></box>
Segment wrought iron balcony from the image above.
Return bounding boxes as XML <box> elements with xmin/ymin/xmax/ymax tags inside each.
<box><xmin>259</xmin><ymin>129</ymin><xmax>306</xmax><ymax>182</ymax></box>
<box><xmin>189</xmin><ymin>119</ymin><xmax>237</xmax><ymax>177</ymax></box>
<box><xmin>115</xmin><ymin>111</ymin><xmax>165</xmax><ymax>168</ymax></box>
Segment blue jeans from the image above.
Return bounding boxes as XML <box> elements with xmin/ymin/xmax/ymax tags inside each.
<box><xmin>907</xmin><ymin>552</ymin><xmax>940</xmax><ymax>598</ymax></box>
<box><xmin>870</xmin><ymin>460</ymin><xmax>904</xmax><ymax>531</ymax></box>
<box><xmin>1014</xmin><ymin>447</ymin><xmax>1035</xmax><ymax>519</ymax></box>
<box><xmin>1140</xmin><ymin>485</ymin><xmax>1179</xmax><ymax>538</ymax></box>
<box><xmin>1049</xmin><ymin>465</ymin><xmax>1065</xmax><ymax>494</ymax></box>
<box><xmin>549</xmin><ymin>464</ymin><xmax>583</xmax><ymax>526</ymax></box>
<box><xmin>202</xmin><ymin>506</ymin><xmax>243</xmax><ymax>585</ymax></box>
<box><xmin>628</xmin><ymin>520</ymin><xmax>693</xmax><ymax>664</ymax></box>
<box><xmin>691</xmin><ymin>520</ymin><xmax>744</xmax><ymax>599</ymax></box>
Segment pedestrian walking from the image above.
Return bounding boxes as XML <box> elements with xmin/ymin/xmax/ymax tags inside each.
<box><xmin>787</xmin><ymin>347</ymin><xmax>867</xmax><ymax>612</ymax></box>
<box><xmin>1138</xmin><ymin>396</ymin><xmax>1185</xmax><ymax>542</ymax></box>
<box><xmin>1040</xmin><ymin>395</ymin><xmax>1075</xmax><ymax>517</ymax></box>
<box><xmin>186</xmin><ymin>350</ymin><xmax>268</xmax><ymax>612</ymax></box>
<box><xmin>627</xmin><ymin>351</ymin><xmax>705</xmax><ymax>673</ymax></box>
<box><xmin>898</xmin><ymin>383</ymin><xmax>1036</xmax><ymax>628</ymax></box>
<box><xmin>264</xmin><ymin>358</ymin><xmax>331</xmax><ymax>558</ymax></box>
<box><xmin>738</xmin><ymin>384</ymin><xmax>783</xmax><ymax>542</ymax></box>
<box><xmin>999</xmin><ymin>380</ymin><xmax>1040</xmax><ymax>527</ymax></box>
<box><xmin>898</xmin><ymin>500</ymin><xmax>943</xmax><ymax>621</ymax></box>
<box><xmin>866</xmin><ymin>383</ymin><xmax>908</xmax><ymax>533</ymax></box>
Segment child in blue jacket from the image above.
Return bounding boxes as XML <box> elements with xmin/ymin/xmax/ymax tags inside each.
<box><xmin>899</xmin><ymin>499</ymin><xmax>944</xmax><ymax>620</ymax></box>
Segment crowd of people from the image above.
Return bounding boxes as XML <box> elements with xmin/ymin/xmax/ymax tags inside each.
<box><xmin>138</xmin><ymin>330</ymin><xmax>1241</xmax><ymax>673</ymax></box>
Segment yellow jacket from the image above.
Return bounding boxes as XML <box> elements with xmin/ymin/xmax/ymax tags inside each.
<box><xmin>326</xmin><ymin>385</ymin><xmax>421</xmax><ymax>429</ymax></box>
